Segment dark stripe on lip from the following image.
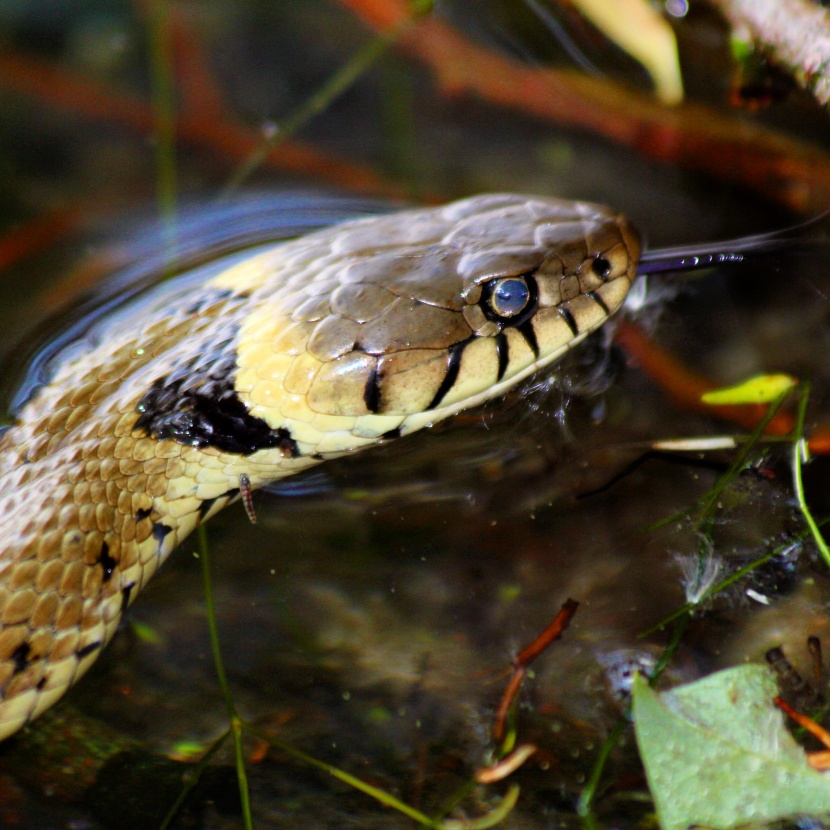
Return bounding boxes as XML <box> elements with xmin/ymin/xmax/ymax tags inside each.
<box><xmin>427</xmin><ymin>339</ymin><xmax>471</xmax><ymax>410</ymax></box>
<box><xmin>587</xmin><ymin>291</ymin><xmax>610</xmax><ymax>315</ymax></box>
<box><xmin>363</xmin><ymin>364</ymin><xmax>381</xmax><ymax>413</ymax></box>
<box><xmin>558</xmin><ymin>305</ymin><xmax>579</xmax><ymax>337</ymax></box>
<box><xmin>495</xmin><ymin>332</ymin><xmax>509</xmax><ymax>381</ymax></box>
<box><xmin>516</xmin><ymin>321</ymin><xmax>539</xmax><ymax>358</ymax></box>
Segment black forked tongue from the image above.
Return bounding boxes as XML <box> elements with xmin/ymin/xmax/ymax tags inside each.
<box><xmin>637</xmin><ymin>216</ymin><xmax>828</xmax><ymax>276</ymax></box>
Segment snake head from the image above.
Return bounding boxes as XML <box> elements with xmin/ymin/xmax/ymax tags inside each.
<box><xmin>223</xmin><ymin>194</ymin><xmax>640</xmax><ymax>455</ymax></box>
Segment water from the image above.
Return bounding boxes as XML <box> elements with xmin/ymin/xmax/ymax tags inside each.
<box><xmin>0</xmin><ymin>2</ymin><xmax>829</xmax><ymax>829</ymax></box>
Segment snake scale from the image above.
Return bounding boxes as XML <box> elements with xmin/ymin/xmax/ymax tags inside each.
<box><xmin>0</xmin><ymin>193</ymin><xmax>640</xmax><ymax>740</ymax></box>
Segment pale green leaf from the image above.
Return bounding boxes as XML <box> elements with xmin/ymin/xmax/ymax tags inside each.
<box><xmin>571</xmin><ymin>0</ymin><xmax>683</xmax><ymax>104</ymax></box>
<box><xmin>633</xmin><ymin>665</ymin><xmax>830</xmax><ymax>830</ymax></box>
<box><xmin>701</xmin><ymin>373</ymin><xmax>797</xmax><ymax>405</ymax></box>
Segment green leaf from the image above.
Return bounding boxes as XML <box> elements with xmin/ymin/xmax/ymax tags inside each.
<box><xmin>700</xmin><ymin>373</ymin><xmax>797</xmax><ymax>405</ymax></box>
<box><xmin>632</xmin><ymin>666</ymin><xmax>830</xmax><ymax>830</ymax></box>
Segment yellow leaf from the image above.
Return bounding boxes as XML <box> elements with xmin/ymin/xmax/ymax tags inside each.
<box><xmin>571</xmin><ymin>0</ymin><xmax>684</xmax><ymax>104</ymax></box>
<box><xmin>701</xmin><ymin>374</ymin><xmax>797</xmax><ymax>405</ymax></box>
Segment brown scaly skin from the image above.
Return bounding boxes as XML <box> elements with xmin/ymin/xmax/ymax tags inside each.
<box><xmin>0</xmin><ymin>194</ymin><xmax>640</xmax><ymax>739</ymax></box>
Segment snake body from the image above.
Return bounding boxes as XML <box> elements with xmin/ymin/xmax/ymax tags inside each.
<box><xmin>0</xmin><ymin>194</ymin><xmax>639</xmax><ymax>739</ymax></box>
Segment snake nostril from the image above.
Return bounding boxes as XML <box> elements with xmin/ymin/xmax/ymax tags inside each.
<box><xmin>591</xmin><ymin>256</ymin><xmax>612</xmax><ymax>279</ymax></box>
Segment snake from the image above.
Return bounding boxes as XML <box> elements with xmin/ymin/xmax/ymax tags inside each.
<box><xmin>0</xmin><ymin>193</ymin><xmax>640</xmax><ymax>740</ymax></box>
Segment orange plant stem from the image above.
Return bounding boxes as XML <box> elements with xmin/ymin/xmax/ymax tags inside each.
<box><xmin>614</xmin><ymin>321</ymin><xmax>796</xmax><ymax>433</ymax></box>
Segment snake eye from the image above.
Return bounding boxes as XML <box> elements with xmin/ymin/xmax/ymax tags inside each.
<box><xmin>486</xmin><ymin>277</ymin><xmax>530</xmax><ymax>319</ymax></box>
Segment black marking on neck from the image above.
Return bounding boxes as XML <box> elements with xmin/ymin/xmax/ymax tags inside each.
<box><xmin>135</xmin><ymin>324</ymin><xmax>301</xmax><ymax>457</ymax></box>
<box><xmin>558</xmin><ymin>306</ymin><xmax>579</xmax><ymax>337</ymax></box>
<box><xmin>517</xmin><ymin>321</ymin><xmax>540</xmax><ymax>358</ymax></box>
<box><xmin>363</xmin><ymin>365</ymin><xmax>381</xmax><ymax>413</ymax></box>
<box><xmin>11</xmin><ymin>643</ymin><xmax>30</xmax><ymax>675</ymax></box>
<box><xmin>76</xmin><ymin>641</ymin><xmax>103</xmax><ymax>660</ymax></box>
<box><xmin>136</xmin><ymin>388</ymin><xmax>297</xmax><ymax>456</ymax></box>
<box><xmin>36</xmin><ymin>676</ymin><xmax>47</xmax><ymax>691</ymax></box>
<box><xmin>587</xmin><ymin>291</ymin><xmax>610</xmax><ymax>316</ymax></box>
<box><xmin>428</xmin><ymin>339</ymin><xmax>471</xmax><ymax>410</ymax></box>
<box><xmin>135</xmin><ymin>507</ymin><xmax>153</xmax><ymax>522</ymax></box>
<box><xmin>495</xmin><ymin>332</ymin><xmax>509</xmax><ymax>381</ymax></box>
<box><xmin>152</xmin><ymin>522</ymin><xmax>172</xmax><ymax>547</ymax></box>
<box><xmin>98</xmin><ymin>542</ymin><xmax>117</xmax><ymax>583</ymax></box>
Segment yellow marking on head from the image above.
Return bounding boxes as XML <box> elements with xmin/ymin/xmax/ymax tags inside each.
<box><xmin>375</xmin><ymin>349</ymin><xmax>448</xmax><ymax>414</ymax></box>
<box><xmin>279</xmin><ymin>392</ymin><xmax>318</xmax><ymax>422</ymax></box>
<box><xmin>284</xmin><ymin>353</ymin><xmax>324</xmax><ymax>396</ymax></box>
<box><xmin>247</xmin><ymin>378</ymin><xmax>289</xmax><ymax>408</ymax></box>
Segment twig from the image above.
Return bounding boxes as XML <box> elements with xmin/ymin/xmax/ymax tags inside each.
<box><xmin>492</xmin><ymin>599</ymin><xmax>579</xmax><ymax>742</ymax></box>
<box><xmin>475</xmin><ymin>745</ymin><xmax>537</xmax><ymax>784</ymax></box>
<box><xmin>775</xmin><ymin>696</ymin><xmax>830</xmax><ymax>769</ymax></box>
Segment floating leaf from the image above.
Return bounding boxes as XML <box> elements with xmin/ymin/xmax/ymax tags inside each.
<box><xmin>571</xmin><ymin>0</ymin><xmax>683</xmax><ymax>104</ymax></box>
<box><xmin>168</xmin><ymin>740</ymin><xmax>210</xmax><ymax>762</ymax></box>
<box><xmin>701</xmin><ymin>373</ymin><xmax>797</xmax><ymax>405</ymax></box>
<box><xmin>633</xmin><ymin>666</ymin><xmax>830</xmax><ymax>830</ymax></box>
<box><xmin>130</xmin><ymin>619</ymin><xmax>165</xmax><ymax>645</ymax></box>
